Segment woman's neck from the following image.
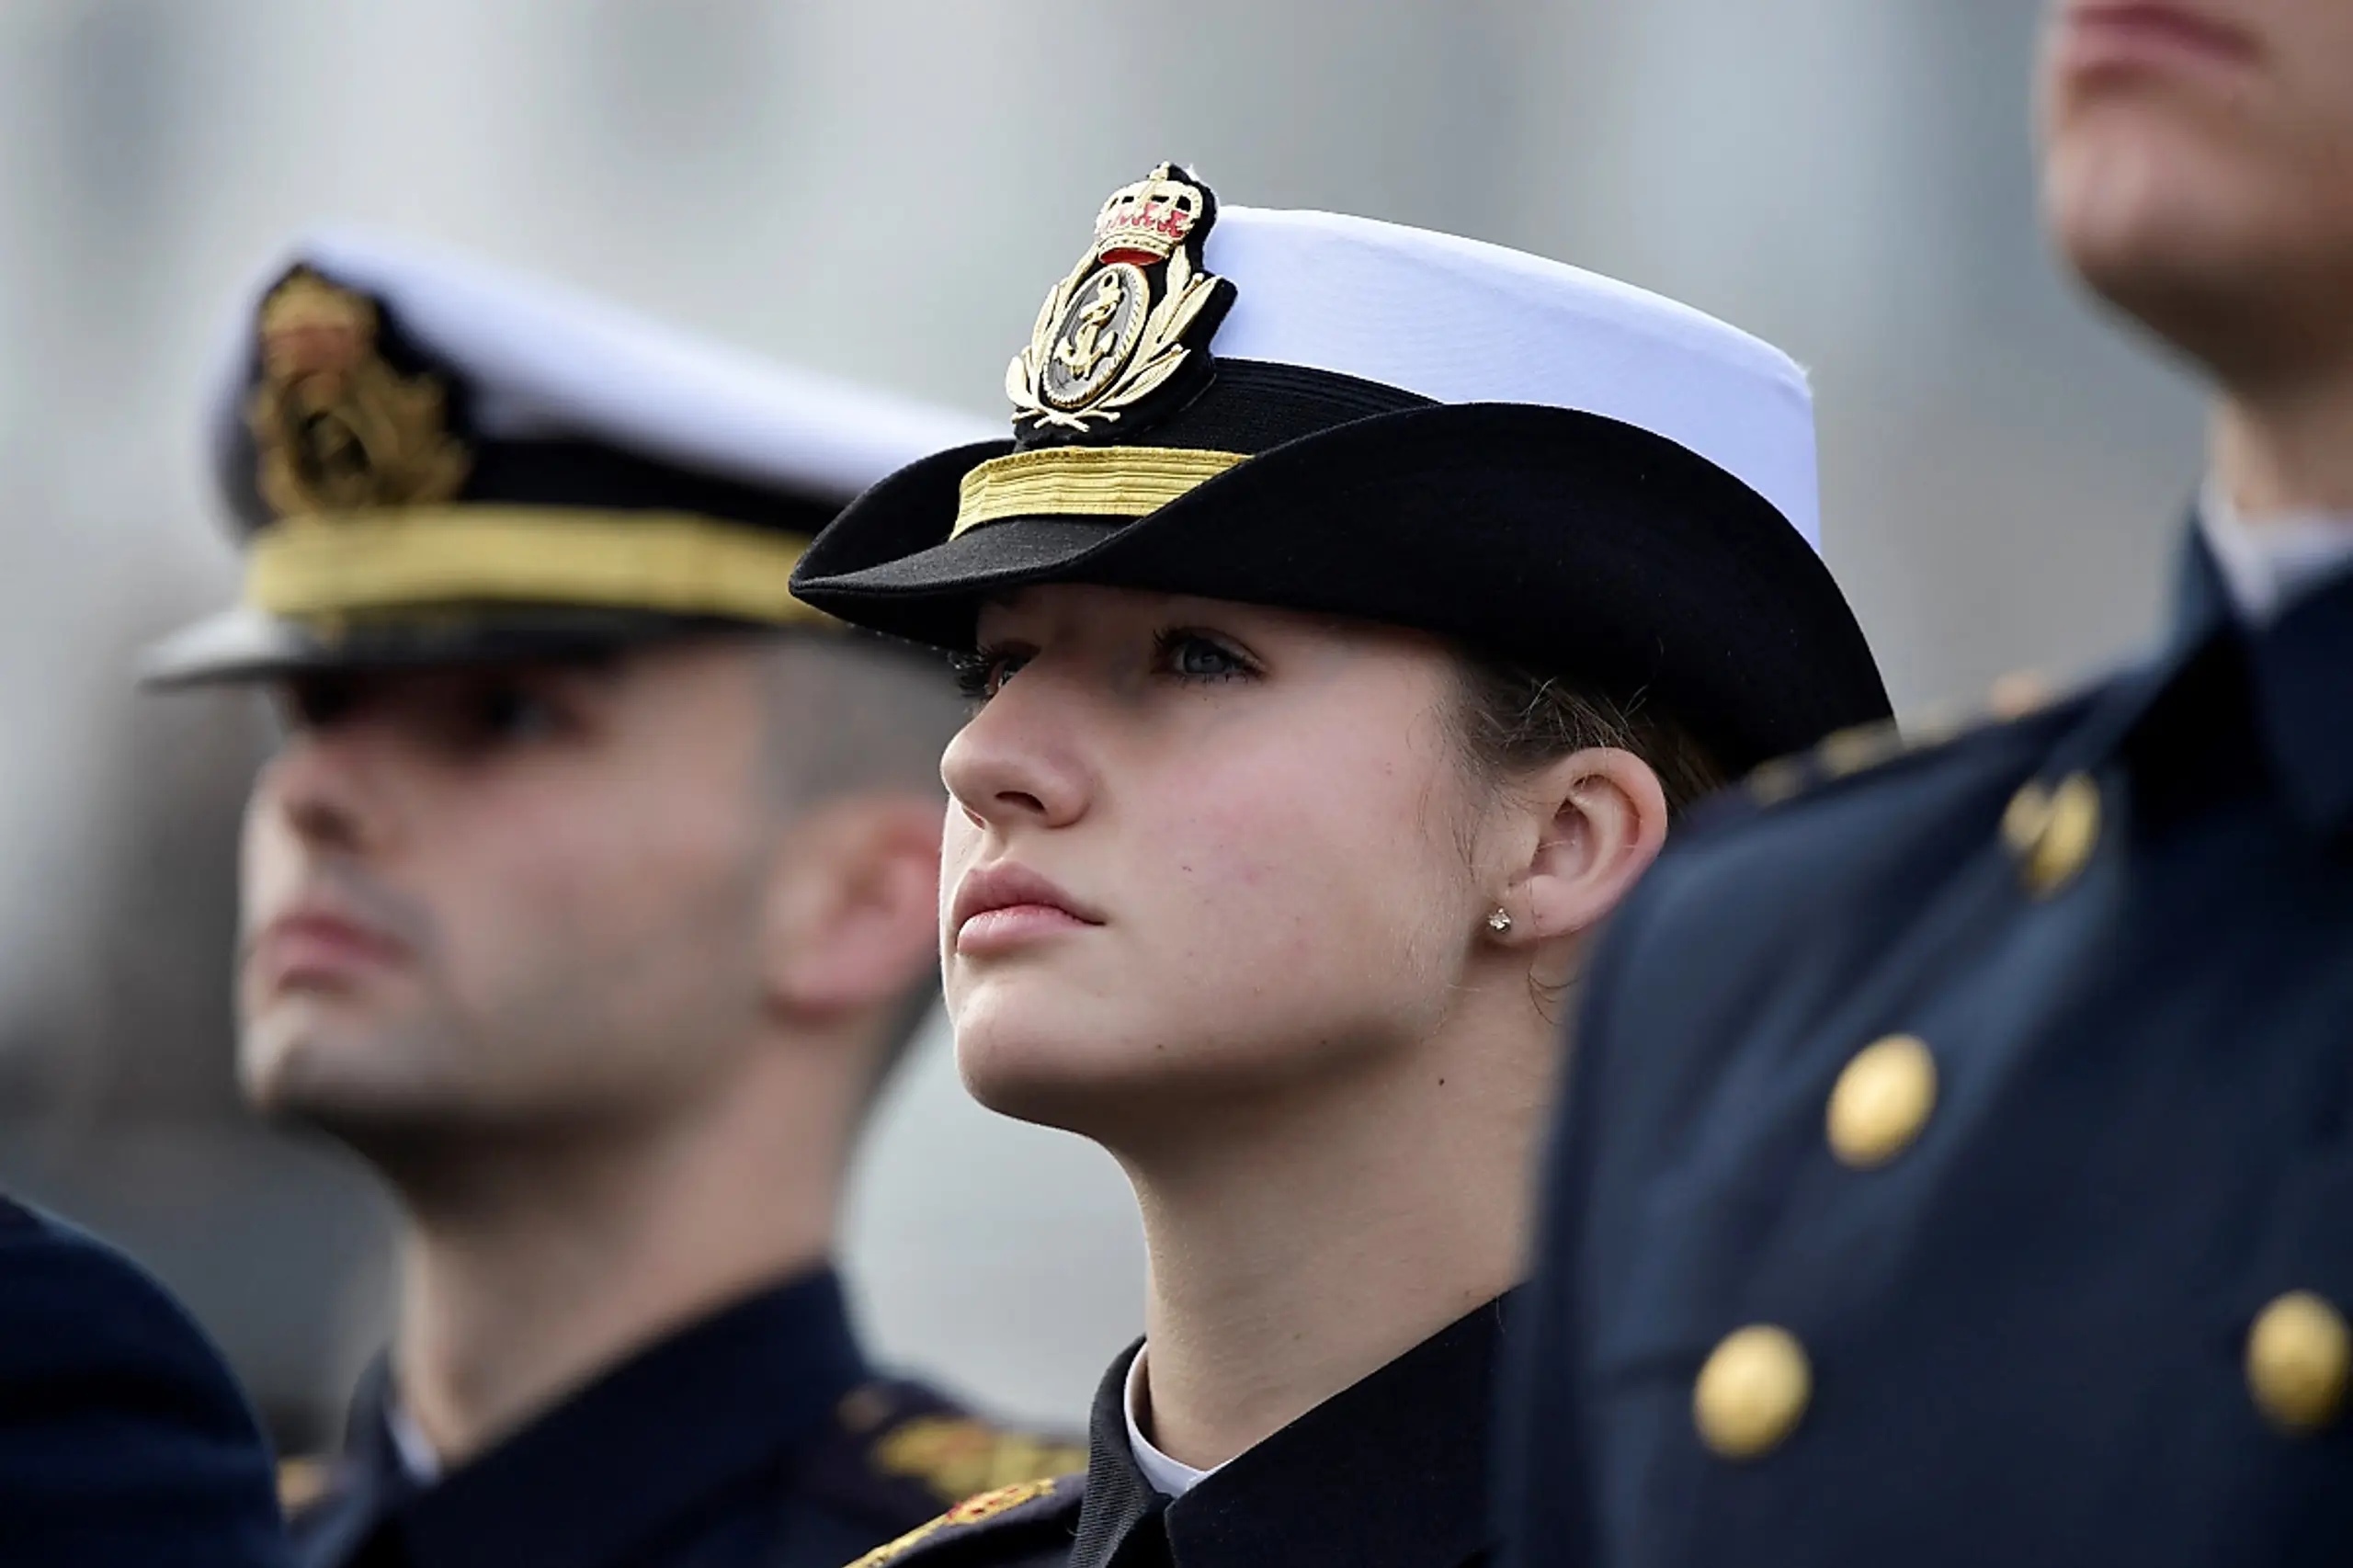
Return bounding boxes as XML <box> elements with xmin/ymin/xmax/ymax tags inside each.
<box><xmin>1116</xmin><ymin>1007</ymin><xmax>1552</xmax><ymax>1471</ymax></box>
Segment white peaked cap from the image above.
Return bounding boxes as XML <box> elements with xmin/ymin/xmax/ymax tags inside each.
<box><xmin>148</xmin><ymin>228</ymin><xmax>1004</xmax><ymax>687</ymax></box>
<box><xmin>204</xmin><ymin>226</ymin><xmax>998</xmax><ymax>518</ymax></box>
<box><xmin>791</xmin><ymin>171</ymin><xmax>1890</xmax><ymax>776</ymax></box>
<box><xmin>1202</xmin><ymin>207</ymin><xmax>1821</xmax><ymax>551</ymax></box>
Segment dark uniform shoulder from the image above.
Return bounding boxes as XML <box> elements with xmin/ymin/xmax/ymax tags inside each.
<box><xmin>1688</xmin><ymin>670</ymin><xmax>2099</xmax><ymax>839</ymax></box>
<box><xmin>841</xmin><ymin>1474</ymin><xmax>1081</xmax><ymax>1568</ymax></box>
<box><xmin>1581</xmin><ymin>671</ymin><xmax>2113</xmax><ymax>1029</ymax></box>
<box><xmin>0</xmin><ymin>1197</ymin><xmax>287</xmax><ymax>1566</ymax></box>
<box><xmin>801</xmin><ymin>1378</ymin><xmax>1086</xmax><ymax>1537</ymax></box>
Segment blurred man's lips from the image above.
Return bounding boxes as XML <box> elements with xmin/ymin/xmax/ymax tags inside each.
<box><xmin>250</xmin><ymin>912</ymin><xmax>409</xmax><ymax>989</ymax></box>
<box><xmin>2057</xmin><ymin>3</ymin><xmax>2260</xmax><ymax>81</ymax></box>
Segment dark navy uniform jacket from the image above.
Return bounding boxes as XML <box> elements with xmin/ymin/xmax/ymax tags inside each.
<box><xmin>1499</xmin><ymin>530</ymin><xmax>2353</xmax><ymax>1568</ymax></box>
<box><xmin>290</xmin><ymin>1267</ymin><xmax>1080</xmax><ymax>1568</ymax></box>
<box><xmin>850</xmin><ymin>1293</ymin><xmax>1512</xmax><ymax>1568</ymax></box>
<box><xmin>0</xmin><ymin>1195</ymin><xmax>290</xmax><ymax>1566</ymax></box>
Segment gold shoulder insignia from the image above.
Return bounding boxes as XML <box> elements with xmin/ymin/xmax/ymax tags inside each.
<box><xmin>276</xmin><ymin>1455</ymin><xmax>332</xmax><ymax>1515</ymax></box>
<box><xmin>845</xmin><ymin>1478</ymin><xmax>1060</xmax><ymax>1568</ymax></box>
<box><xmin>1743</xmin><ymin>667</ymin><xmax>2061</xmax><ymax>810</ymax></box>
<box><xmin>1984</xmin><ymin>668</ymin><xmax>2054</xmax><ymax>721</ymax></box>
<box><xmin>1743</xmin><ymin>718</ymin><xmax>1904</xmax><ymax>807</ymax></box>
<box><xmin>871</xmin><ymin>1413</ymin><xmax>1087</xmax><ymax>1505</ymax></box>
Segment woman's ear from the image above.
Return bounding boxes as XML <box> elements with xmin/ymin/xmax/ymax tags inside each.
<box><xmin>1502</xmin><ymin>747</ymin><xmax>1670</xmax><ymax>944</ymax></box>
<box><xmin>763</xmin><ymin>792</ymin><xmax>945</xmax><ymax>1023</ymax></box>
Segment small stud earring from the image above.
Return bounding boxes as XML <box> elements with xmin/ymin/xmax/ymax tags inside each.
<box><xmin>1485</xmin><ymin>908</ymin><xmax>1514</xmax><ymax>935</ymax></box>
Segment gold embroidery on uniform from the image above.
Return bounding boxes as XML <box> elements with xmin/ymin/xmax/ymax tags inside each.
<box><xmin>275</xmin><ymin>1456</ymin><xmax>331</xmax><ymax>1516</ymax></box>
<box><xmin>844</xmin><ymin>1478</ymin><xmax>1060</xmax><ymax>1568</ymax></box>
<box><xmin>872</xmin><ymin>1415</ymin><xmax>1086</xmax><ymax>1504</ymax></box>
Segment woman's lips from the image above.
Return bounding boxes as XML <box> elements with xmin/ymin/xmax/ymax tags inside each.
<box><xmin>954</xmin><ymin>902</ymin><xmax>1096</xmax><ymax>956</ymax></box>
<box><xmin>949</xmin><ymin>861</ymin><xmax>1105</xmax><ymax>957</ymax></box>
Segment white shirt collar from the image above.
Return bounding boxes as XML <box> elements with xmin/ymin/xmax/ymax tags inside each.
<box><xmin>2197</xmin><ymin>478</ymin><xmax>2353</xmax><ymax>624</ymax></box>
<box><xmin>1123</xmin><ymin>1346</ymin><xmax>1226</xmax><ymax>1499</ymax></box>
<box><xmin>384</xmin><ymin>1397</ymin><xmax>444</xmax><ymax>1486</ymax></box>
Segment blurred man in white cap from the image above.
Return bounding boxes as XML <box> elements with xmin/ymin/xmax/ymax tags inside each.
<box><xmin>147</xmin><ymin>234</ymin><xmax>1079</xmax><ymax>1568</ymax></box>
<box><xmin>1501</xmin><ymin>5</ymin><xmax>2353</xmax><ymax>1564</ymax></box>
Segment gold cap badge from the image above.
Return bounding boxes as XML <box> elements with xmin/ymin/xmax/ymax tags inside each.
<box><xmin>247</xmin><ymin>267</ymin><xmax>470</xmax><ymax>518</ymax></box>
<box><xmin>1006</xmin><ymin>164</ymin><xmax>1235</xmax><ymax>435</ymax></box>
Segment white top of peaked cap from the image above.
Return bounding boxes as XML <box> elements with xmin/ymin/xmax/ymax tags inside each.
<box><xmin>1201</xmin><ymin>207</ymin><xmax>1821</xmax><ymax>551</ymax></box>
<box><xmin>207</xmin><ymin>227</ymin><xmax>998</xmax><ymax>514</ymax></box>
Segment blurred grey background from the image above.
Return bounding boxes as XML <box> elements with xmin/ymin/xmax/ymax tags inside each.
<box><xmin>0</xmin><ymin>0</ymin><xmax>2202</xmax><ymax>1448</ymax></box>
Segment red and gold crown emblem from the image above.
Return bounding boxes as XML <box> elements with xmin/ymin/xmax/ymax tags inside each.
<box><xmin>1006</xmin><ymin>163</ymin><xmax>1235</xmax><ymax>437</ymax></box>
<box><xmin>1091</xmin><ymin>167</ymin><xmax>1208</xmax><ymax>265</ymax></box>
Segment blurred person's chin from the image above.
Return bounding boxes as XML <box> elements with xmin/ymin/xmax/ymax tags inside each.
<box><xmin>237</xmin><ymin>1000</ymin><xmax>461</xmax><ymax>1135</ymax></box>
<box><xmin>2041</xmin><ymin>7</ymin><xmax>2353</xmax><ymax>381</ymax></box>
<box><xmin>2046</xmin><ymin>98</ymin><xmax>2293</xmax><ymax>370</ymax></box>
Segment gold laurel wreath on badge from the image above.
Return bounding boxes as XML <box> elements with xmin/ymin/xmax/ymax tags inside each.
<box><xmin>247</xmin><ymin>267</ymin><xmax>470</xmax><ymax>519</ymax></box>
<box><xmin>1006</xmin><ymin>164</ymin><xmax>1233</xmax><ymax>434</ymax></box>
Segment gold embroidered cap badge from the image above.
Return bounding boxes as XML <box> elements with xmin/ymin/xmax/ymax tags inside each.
<box><xmin>1006</xmin><ymin>163</ymin><xmax>1235</xmax><ymax>435</ymax></box>
<box><xmin>247</xmin><ymin>267</ymin><xmax>470</xmax><ymax>518</ymax></box>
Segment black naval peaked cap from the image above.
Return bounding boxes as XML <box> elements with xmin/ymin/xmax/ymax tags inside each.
<box><xmin>142</xmin><ymin>230</ymin><xmax>995</xmax><ymax>686</ymax></box>
<box><xmin>790</xmin><ymin>163</ymin><xmax>1893</xmax><ymax>777</ymax></box>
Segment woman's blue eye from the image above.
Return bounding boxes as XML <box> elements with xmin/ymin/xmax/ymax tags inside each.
<box><xmin>1156</xmin><ymin>630</ymin><xmax>1253</xmax><ymax>681</ymax></box>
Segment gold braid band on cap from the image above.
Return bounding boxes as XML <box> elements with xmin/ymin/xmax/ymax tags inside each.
<box><xmin>244</xmin><ymin>507</ymin><xmax>833</xmax><ymax>626</ymax></box>
<box><xmin>950</xmin><ymin>446</ymin><xmax>1247</xmax><ymax>539</ymax></box>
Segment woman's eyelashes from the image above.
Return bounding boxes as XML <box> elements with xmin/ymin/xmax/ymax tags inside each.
<box><xmin>954</xmin><ymin>628</ymin><xmax>1262</xmax><ymax>705</ymax></box>
<box><xmin>1151</xmin><ymin>627</ymin><xmax>1260</xmax><ymax>683</ymax></box>
<box><xmin>951</xmin><ymin>644</ymin><xmax>1030</xmax><ymax>702</ymax></box>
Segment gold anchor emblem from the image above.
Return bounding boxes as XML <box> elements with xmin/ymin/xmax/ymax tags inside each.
<box><xmin>1051</xmin><ymin>273</ymin><xmax>1127</xmax><ymax>381</ymax></box>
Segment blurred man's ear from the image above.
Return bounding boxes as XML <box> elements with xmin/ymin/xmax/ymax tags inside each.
<box><xmin>762</xmin><ymin>792</ymin><xmax>945</xmax><ymax>1024</ymax></box>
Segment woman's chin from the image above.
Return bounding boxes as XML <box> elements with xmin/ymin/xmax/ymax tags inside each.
<box><xmin>951</xmin><ymin>1018</ymin><xmax>1144</xmax><ymax>1132</ymax></box>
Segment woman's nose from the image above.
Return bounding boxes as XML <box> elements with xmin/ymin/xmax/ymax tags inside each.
<box><xmin>940</xmin><ymin>673</ymin><xmax>1091</xmax><ymax>833</ymax></box>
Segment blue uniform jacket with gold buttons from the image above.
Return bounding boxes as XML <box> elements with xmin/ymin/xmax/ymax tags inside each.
<box><xmin>288</xmin><ymin>1267</ymin><xmax>1081</xmax><ymax>1568</ymax></box>
<box><xmin>1500</xmin><ymin>530</ymin><xmax>2353</xmax><ymax>1567</ymax></box>
<box><xmin>0</xmin><ymin>1196</ymin><xmax>290</xmax><ymax>1566</ymax></box>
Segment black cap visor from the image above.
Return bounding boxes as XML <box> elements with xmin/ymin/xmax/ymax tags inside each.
<box><xmin>137</xmin><ymin>603</ymin><xmax>760</xmax><ymax>688</ymax></box>
<box><xmin>794</xmin><ymin>406</ymin><xmax>1891</xmax><ymax>776</ymax></box>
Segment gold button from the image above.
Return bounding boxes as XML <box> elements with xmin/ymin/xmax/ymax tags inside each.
<box><xmin>1693</xmin><ymin>1324</ymin><xmax>1812</xmax><ymax>1460</ymax></box>
<box><xmin>1826</xmin><ymin>1034</ymin><xmax>1938</xmax><ymax>1168</ymax></box>
<box><xmin>2001</xmin><ymin>771</ymin><xmax>2100</xmax><ymax>896</ymax></box>
<box><xmin>2246</xmin><ymin>1291</ymin><xmax>2351</xmax><ymax>1434</ymax></box>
